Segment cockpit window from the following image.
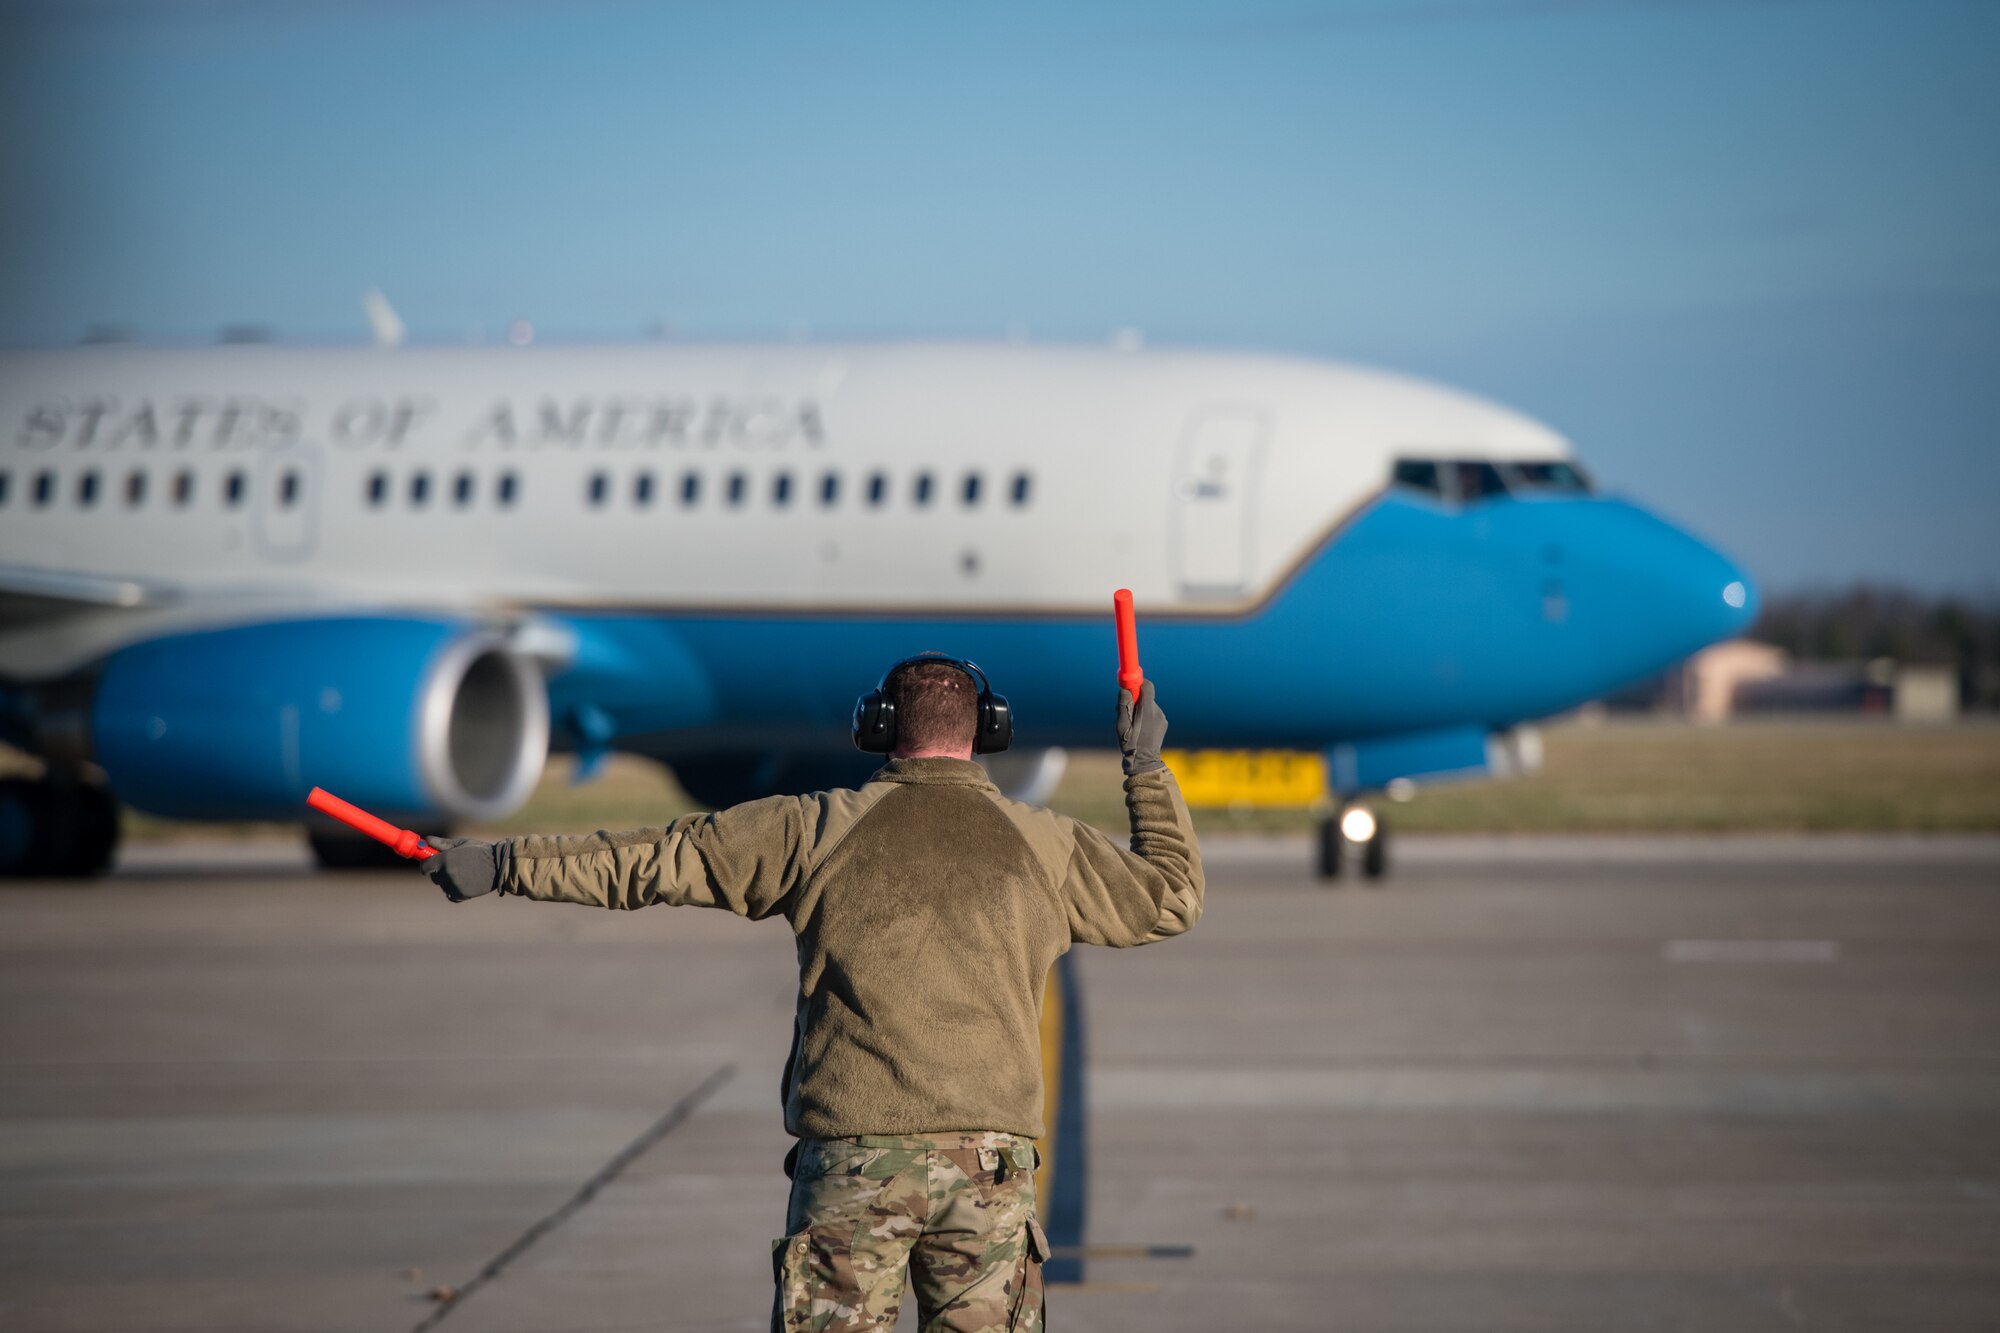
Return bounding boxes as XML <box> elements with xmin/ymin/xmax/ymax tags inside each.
<box><xmin>1509</xmin><ymin>460</ymin><xmax>1593</xmax><ymax>493</ymax></box>
<box><xmin>1451</xmin><ymin>460</ymin><xmax>1509</xmax><ymax>502</ymax></box>
<box><xmin>1392</xmin><ymin>459</ymin><xmax>1440</xmax><ymax>495</ymax></box>
<box><xmin>1391</xmin><ymin>455</ymin><xmax>1593</xmax><ymax>505</ymax></box>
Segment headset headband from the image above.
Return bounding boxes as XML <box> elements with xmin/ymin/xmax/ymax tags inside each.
<box><xmin>852</xmin><ymin>653</ymin><xmax>1012</xmax><ymax>755</ymax></box>
<box><xmin>877</xmin><ymin>653</ymin><xmax>991</xmax><ymax>695</ymax></box>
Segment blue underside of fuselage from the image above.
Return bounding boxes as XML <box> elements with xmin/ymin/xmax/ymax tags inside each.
<box><xmin>543</xmin><ymin>491</ymin><xmax>1757</xmax><ymax>757</ymax></box>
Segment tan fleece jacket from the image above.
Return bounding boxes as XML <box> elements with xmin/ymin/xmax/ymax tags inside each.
<box><xmin>494</xmin><ymin>757</ymin><xmax>1203</xmax><ymax>1139</ymax></box>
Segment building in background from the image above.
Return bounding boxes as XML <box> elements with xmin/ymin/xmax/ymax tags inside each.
<box><xmin>1680</xmin><ymin>640</ymin><xmax>1788</xmax><ymax>723</ymax></box>
<box><xmin>1888</xmin><ymin>665</ymin><xmax>1961</xmax><ymax>723</ymax></box>
<box><xmin>1610</xmin><ymin>642</ymin><xmax>1962</xmax><ymax>722</ymax></box>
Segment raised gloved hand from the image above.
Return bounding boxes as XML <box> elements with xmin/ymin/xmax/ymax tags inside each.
<box><xmin>1116</xmin><ymin>680</ymin><xmax>1168</xmax><ymax>776</ymax></box>
<box><xmin>417</xmin><ymin>835</ymin><xmax>501</xmax><ymax>902</ymax></box>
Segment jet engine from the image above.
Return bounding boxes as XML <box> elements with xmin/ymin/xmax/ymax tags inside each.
<box><xmin>88</xmin><ymin>616</ymin><xmax>548</xmax><ymax>824</ymax></box>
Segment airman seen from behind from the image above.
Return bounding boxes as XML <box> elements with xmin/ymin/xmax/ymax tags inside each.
<box><xmin>417</xmin><ymin>655</ymin><xmax>1204</xmax><ymax>1330</ymax></box>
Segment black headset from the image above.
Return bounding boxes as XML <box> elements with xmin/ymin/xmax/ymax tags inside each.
<box><xmin>852</xmin><ymin>653</ymin><xmax>1012</xmax><ymax>754</ymax></box>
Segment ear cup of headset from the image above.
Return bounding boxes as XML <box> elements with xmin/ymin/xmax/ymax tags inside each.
<box><xmin>974</xmin><ymin>693</ymin><xmax>1012</xmax><ymax>754</ymax></box>
<box><xmin>851</xmin><ymin>690</ymin><xmax>896</xmax><ymax>753</ymax></box>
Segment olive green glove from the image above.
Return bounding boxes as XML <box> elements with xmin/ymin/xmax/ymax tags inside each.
<box><xmin>417</xmin><ymin>835</ymin><xmax>501</xmax><ymax>902</ymax></box>
<box><xmin>1115</xmin><ymin>680</ymin><xmax>1169</xmax><ymax>776</ymax></box>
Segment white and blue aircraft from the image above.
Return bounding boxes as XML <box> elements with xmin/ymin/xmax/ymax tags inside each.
<box><xmin>0</xmin><ymin>340</ymin><xmax>1754</xmax><ymax>878</ymax></box>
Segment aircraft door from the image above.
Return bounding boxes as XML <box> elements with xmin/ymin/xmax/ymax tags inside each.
<box><xmin>1171</xmin><ymin>407</ymin><xmax>1267</xmax><ymax>598</ymax></box>
<box><xmin>254</xmin><ymin>444</ymin><xmax>323</xmax><ymax>563</ymax></box>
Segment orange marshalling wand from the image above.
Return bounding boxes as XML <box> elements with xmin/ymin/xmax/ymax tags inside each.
<box><xmin>1113</xmin><ymin>588</ymin><xmax>1144</xmax><ymax>701</ymax></box>
<box><xmin>305</xmin><ymin>787</ymin><xmax>436</xmax><ymax>860</ymax></box>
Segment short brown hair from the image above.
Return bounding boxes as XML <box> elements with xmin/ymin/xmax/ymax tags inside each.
<box><xmin>888</xmin><ymin>660</ymin><xmax>979</xmax><ymax>753</ymax></box>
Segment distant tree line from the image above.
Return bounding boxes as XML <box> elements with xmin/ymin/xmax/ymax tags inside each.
<box><xmin>1753</xmin><ymin>586</ymin><xmax>2000</xmax><ymax>710</ymax></box>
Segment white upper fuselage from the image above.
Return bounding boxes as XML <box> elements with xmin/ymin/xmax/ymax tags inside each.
<box><xmin>0</xmin><ymin>342</ymin><xmax>1570</xmax><ymax>677</ymax></box>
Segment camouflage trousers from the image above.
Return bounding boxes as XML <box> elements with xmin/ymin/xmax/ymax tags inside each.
<box><xmin>772</xmin><ymin>1131</ymin><xmax>1049</xmax><ymax>1332</ymax></box>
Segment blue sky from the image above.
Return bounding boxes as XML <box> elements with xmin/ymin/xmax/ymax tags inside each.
<box><xmin>3</xmin><ymin>0</ymin><xmax>1995</xmax><ymax>595</ymax></box>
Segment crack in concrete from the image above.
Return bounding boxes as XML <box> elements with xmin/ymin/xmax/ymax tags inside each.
<box><xmin>411</xmin><ymin>1062</ymin><xmax>736</xmax><ymax>1332</ymax></box>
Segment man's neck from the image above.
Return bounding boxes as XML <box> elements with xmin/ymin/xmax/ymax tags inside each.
<box><xmin>891</xmin><ymin>748</ymin><xmax>975</xmax><ymax>761</ymax></box>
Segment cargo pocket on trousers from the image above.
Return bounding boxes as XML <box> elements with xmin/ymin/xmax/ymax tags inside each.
<box><xmin>770</xmin><ymin>1232</ymin><xmax>814</xmax><ymax>1332</ymax></box>
<box><xmin>1008</xmin><ymin>1218</ymin><xmax>1050</xmax><ymax>1331</ymax></box>
<box><xmin>772</xmin><ymin>1226</ymin><xmax>867</xmax><ymax>1333</ymax></box>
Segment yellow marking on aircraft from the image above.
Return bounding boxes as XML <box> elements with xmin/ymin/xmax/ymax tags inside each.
<box><xmin>1163</xmin><ymin>748</ymin><xmax>1327</xmax><ymax>807</ymax></box>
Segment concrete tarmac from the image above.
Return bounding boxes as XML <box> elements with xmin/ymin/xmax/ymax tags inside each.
<box><xmin>2</xmin><ymin>833</ymin><xmax>1998</xmax><ymax>1332</ymax></box>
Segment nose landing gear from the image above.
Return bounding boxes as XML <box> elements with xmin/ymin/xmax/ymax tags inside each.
<box><xmin>1315</xmin><ymin>802</ymin><xmax>1387</xmax><ymax>883</ymax></box>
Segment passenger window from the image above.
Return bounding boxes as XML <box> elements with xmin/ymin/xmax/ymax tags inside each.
<box><xmin>33</xmin><ymin>471</ymin><xmax>54</xmax><ymax>507</ymax></box>
<box><xmin>772</xmin><ymin>472</ymin><xmax>793</xmax><ymax>506</ymax></box>
<box><xmin>962</xmin><ymin>472</ymin><xmax>982</xmax><ymax>506</ymax></box>
<box><xmin>278</xmin><ymin>469</ymin><xmax>300</xmax><ymax>508</ymax></box>
<box><xmin>634</xmin><ymin>472</ymin><xmax>654</xmax><ymax>507</ymax></box>
<box><xmin>78</xmin><ymin>470</ymin><xmax>100</xmax><ymax>507</ymax></box>
<box><xmin>1010</xmin><ymin>472</ymin><xmax>1032</xmax><ymax>507</ymax></box>
<box><xmin>913</xmin><ymin>472</ymin><xmax>934</xmax><ymax>507</ymax></box>
<box><xmin>454</xmin><ymin>471</ymin><xmax>475</xmax><ymax>507</ymax></box>
<box><xmin>587</xmin><ymin>472</ymin><xmax>608</xmax><ymax>507</ymax></box>
<box><xmin>1392</xmin><ymin>459</ymin><xmax>1442</xmax><ymax>497</ymax></box>
<box><xmin>681</xmin><ymin>471</ymin><xmax>701</xmax><ymax>506</ymax></box>
<box><xmin>866</xmin><ymin>472</ymin><xmax>888</xmax><ymax>506</ymax></box>
<box><xmin>726</xmin><ymin>471</ymin><xmax>747</xmax><ymax>506</ymax></box>
<box><xmin>497</xmin><ymin>472</ymin><xmax>519</xmax><ymax>506</ymax></box>
<box><xmin>224</xmin><ymin>471</ymin><xmax>247</xmax><ymax>507</ymax></box>
<box><xmin>409</xmin><ymin>471</ymin><xmax>430</xmax><ymax>507</ymax></box>
<box><xmin>173</xmin><ymin>470</ymin><xmax>194</xmax><ymax>507</ymax></box>
<box><xmin>820</xmin><ymin>472</ymin><xmax>839</xmax><ymax>506</ymax></box>
<box><xmin>367</xmin><ymin>471</ymin><xmax>388</xmax><ymax>506</ymax></box>
<box><xmin>0</xmin><ymin>472</ymin><xmax>9</xmax><ymax>506</ymax></box>
<box><xmin>125</xmin><ymin>470</ymin><xmax>146</xmax><ymax>507</ymax></box>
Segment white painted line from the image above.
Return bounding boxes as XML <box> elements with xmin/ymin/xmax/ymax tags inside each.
<box><xmin>1187</xmin><ymin>833</ymin><xmax>2000</xmax><ymax>866</ymax></box>
<box><xmin>1092</xmin><ymin>1067</ymin><xmax>2000</xmax><ymax>1113</ymax></box>
<box><xmin>1662</xmin><ymin>939</ymin><xmax>1841</xmax><ymax>963</ymax></box>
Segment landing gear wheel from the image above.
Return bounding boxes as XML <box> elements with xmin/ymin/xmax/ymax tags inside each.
<box><xmin>308</xmin><ymin>822</ymin><xmax>447</xmax><ymax>872</ymax></box>
<box><xmin>1315</xmin><ymin>815</ymin><xmax>1343</xmax><ymax>883</ymax></box>
<box><xmin>1360</xmin><ymin>815</ymin><xmax>1389</xmax><ymax>882</ymax></box>
<box><xmin>49</xmin><ymin>781</ymin><xmax>119</xmax><ymax>877</ymax></box>
<box><xmin>0</xmin><ymin>777</ymin><xmax>121</xmax><ymax>878</ymax></box>
<box><xmin>0</xmin><ymin>778</ymin><xmax>52</xmax><ymax>877</ymax></box>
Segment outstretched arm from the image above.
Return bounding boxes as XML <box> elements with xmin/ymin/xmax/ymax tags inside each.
<box><xmin>417</xmin><ymin>793</ymin><xmax>813</xmax><ymax>919</ymax></box>
<box><xmin>1055</xmin><ymin>682</ymin><xmax>1205</xmax><ymax>947</ymax></box>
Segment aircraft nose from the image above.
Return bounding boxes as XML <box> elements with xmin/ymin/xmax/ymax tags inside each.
<box><xmin>1718</xmin><ymin>567</ymin><xmax>1757</xmax><ymax>634</ymax></box>
<box><xmin>1603</xmin><ymin>500</ymin><xmax>1758</xmax><ymax>656</ymax></box>
<box><xmin>1675</xmin><ymin>528</ymin><xmax>1757</xmax><ymax>649</ymax></box>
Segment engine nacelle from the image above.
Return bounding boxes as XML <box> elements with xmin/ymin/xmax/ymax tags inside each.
<box><xmin>91</xmin><ymin>616</ymin><xmax>548</xmax><ymax>822</ymax></box>
<box><xmin>979</xmin><ymin>747</ymin><xmax>1068</xmax><ymax>805</ymax></box>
